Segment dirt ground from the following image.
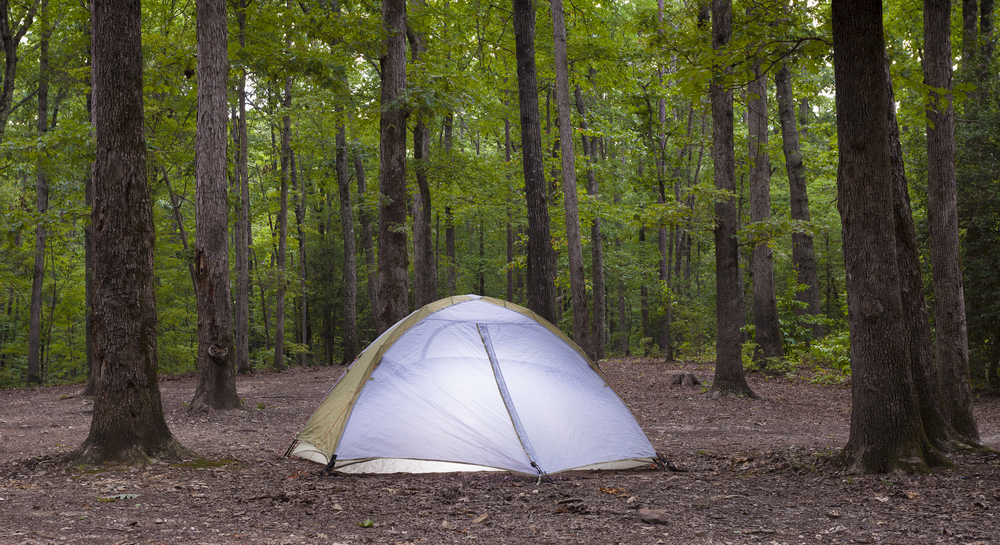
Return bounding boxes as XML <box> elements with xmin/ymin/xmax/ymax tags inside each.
<box><xmin>1</xmin><ymin>358</ymin><xmax>999</xmax><ymax>545</ymax></box>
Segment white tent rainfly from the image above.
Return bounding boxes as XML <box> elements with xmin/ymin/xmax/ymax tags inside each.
<box><xmin>287</xmin><ymin>295</ymin><xmax>658</xmax><ymax>476</ymax></box>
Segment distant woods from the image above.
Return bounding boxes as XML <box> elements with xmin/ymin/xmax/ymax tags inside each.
<box><xmin>0</xmin><ymin>0</ymin><xmax>996</xmax><ymax>408</ymax></box>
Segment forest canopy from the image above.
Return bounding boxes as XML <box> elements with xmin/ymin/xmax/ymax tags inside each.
<box><xmin>0</xmin><ymin>0</ymin><xmax>996</xmax><ymax>394</ymax></box>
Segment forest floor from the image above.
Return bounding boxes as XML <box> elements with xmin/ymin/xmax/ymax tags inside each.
<box><xmin>1</xmin><ymin>358</ymin><xmax>999</xmax><ymax>545</ymax></box>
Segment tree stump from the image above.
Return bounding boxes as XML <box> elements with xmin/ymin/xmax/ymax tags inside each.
<box><xmin>668</xmin><ymin>372</ymin><xmax>701</xmax><ymax>387</ymax></box>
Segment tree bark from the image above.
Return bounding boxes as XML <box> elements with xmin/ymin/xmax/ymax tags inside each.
<box><xmin>26</xmin><ymin>0</ymin><xmax>49</xmax><ymax>386</ymax></box>
<box><xmin>748</xmin><ymin>62</ymin><xmax>783</xmax><ymax>361</ymax></box>
<box><xmin>189</xmin><ymin>0</ymin><xmax>240</xmax><ymax>412</ymax></box>
<box><xmin>776</xmin><ymin>65</ymin><xmax>823</xmax><ymax>340</ymax></box>
<box><xmin>443</xmin><ymin>114</ymin><xmax>458</xmax><ymax>296</ymax></box>
<box><xmin>710</xmin><ymin>0</ymin><xmax>755</xmax><ymax>398</ymax></box>
<box><xmin>513</xmin><ymin>0</ymin><xmax>557</xmax><ymax>324</ymax></box>
<box><xmin>924</xmin><ymin>0</ymin><xmax>980</xmax><ymax>444</ymax></box>
<box><xmin>376</xmin><ymin>0</ymin><xmax>409</xmax><ymax>334</ymax></box>
<box><xmin>408</xmin><ymin>21</ymin><xmax>437</xmax><ymax>309</ymax></box>
<box><xmin>551</xmin><ymin>0</ymin><xmax>592</xmax><ymax>357</ymax></box>
<box><xmin>832</xmin><ymin>0</ymin><xmax>938</xmax><ymax>473</ymax></box>
<box><xmin>273</xmin><ymin>77</ymin><xmax>292</xmax><ymax>369</ymax></box>
<box><xmin>233</xmin><ymin>0</ymin><xmax>252</xmax><ymax>375</ymax></box>
<box><xmin>884</xmin><ymin>55</ymin><xmax>965</xmax><ymax>453</ymax></box>
<box><xmin>355</xmin><ymin>147</ymin><xmax>377</xmax><ymax>331</ymax></box>
<box><xmin>336</xmin><ymin>120</ymin><xmax>358</xmax><ymax>363</ymax></box>
<box><xmin>67</xmin><ymin>0</ymin><xmax>190</xmax><ymax>464</ymax></box>
<box><xmin>962</xmin><ymin>0</ymin><xmax>978</xmax><ymax>74</ymax></box>
<box><xmin>575</xmin><ymin>84</ymin><xmax>606</xmax><ymax>360</ymax></box>
<box><xmin>294</xmin><ymin>152</ymin><xmax>308</xmax><ymax>367</ymax></box>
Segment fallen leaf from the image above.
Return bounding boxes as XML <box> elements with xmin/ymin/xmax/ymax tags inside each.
<box><xmin>472</xmin><ymin>513</ymin><xmax>488</xmax><ymax>523</ymax></box>
<box><xmin>905</xmin><ymin>491</ymin><xmax>919</xmax><ymax>499</ymax></box>
<box><xmin>441</xmin><ymin>520</ymin><xmax>456</xmax><ymax>530</ymax></box>
<box><xmin>874</xmin><ymin>496</ymin><xmax>889</xmax><ymax>503</ymax></box>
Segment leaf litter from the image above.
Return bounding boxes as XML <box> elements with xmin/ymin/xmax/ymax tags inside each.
<box><xmin>1</xmin><ymin>359</ymin><xmax>999</xmax><ymax>543</ymax></box>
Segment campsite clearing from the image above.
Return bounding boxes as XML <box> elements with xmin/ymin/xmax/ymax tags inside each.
<box><xmin>2</xmin><ymin>358</ymin><xmax>999</xmax><ymax>544</ymax></box>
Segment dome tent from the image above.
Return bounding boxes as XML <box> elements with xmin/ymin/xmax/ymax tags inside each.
<box><xmin>287</xmin><ymin>295</ymin><xmax>657</xmax><ymax>476</ymax></box>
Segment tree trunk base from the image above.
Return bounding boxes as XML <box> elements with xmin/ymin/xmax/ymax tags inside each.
<box><xmin>61</xmin><ymin>436</ymin><xmax>194</xmax><ymax>466</ymax></box>
<box><xmin>708</xmin><ymin>383</ymin><xmax>759</xmax><ymax>399</ymax></box>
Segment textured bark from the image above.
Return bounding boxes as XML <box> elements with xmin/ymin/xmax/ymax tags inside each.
<box><xmin>67</xmin><ymin>0</ymin><xmax>189</xmax><ymax>464</ymax></box>
<box><xmin>513</xmin><ymin>0</ymin><xmax>556</xmax><ymax>324</ymax></box>
<box><xmin>190</xmin><ymin>0</ymin><xmax>240</xmax><ymax>411</ymax></box>
<box><xmin>832</xmin><ymin>0</ymin><xmax>936</xmax><ymax>473</ymax></box>
<box><xmin>776</xmin><ymin>65</ymin><xmax>823</xmax><ymax>339</ymax></box>
<box><xmin>885</xmin><ymin>55</ymin><xmax>963</xmax><ymax>453</ymax></box>
<box><xmin>273</xmin><ymin>77</ymin><xmax>292</xmax><ymax>369</ymax></box>
<box><xmin>962</xmin><ymin>0</ymin><xmax>978</xmax><ymax>73</ymax></box>
<box><xmin>443</xmin><ymin>114</ymin><xmax>457</xmax><ymax>296</ymax></box>
<box><xmin>551</xmin><ymin>0</ymin><xmax>592</xmax><ymax>357</ymax></box>
<box><xmin>575</xmin><ymin>84</ymin><xmax>606</xmax><ymax>360</ymax></box>
<box><xmin>0</xmin><ymin>0</ymin><xmax>36</xmax><ymax>141</ymax></box>
<box><xmin>26</xmin><ymin>0</ymin><xmax>49</xmax><ymax>386</ymax></box>
<box><xmin>376</xmin><ymin>0</ymin><xmax>409</xmax><ymax>334</ymax></box>
<box><xmin>412</xmin><ymin>119</ymin><xmax>436</xmax><ymax>306</ymax></box>
<box><xmin>710</xmin><ymin>0</ymin><xmax>755</xmax><ymax>398</ymax></box>
<box><xmin>355</xmin><ymin>148</ymin><xmax>377</xmax><ymax>327</ymax></box>
<box><xmin>748</xmin><ymin>63</ymin><xmax>783</xmax><ymax>360</ymax></box>
<box><xmin>233</xmin><ymin>0</ymin><xmax>251</xmax><ymax>375</ymax></box>
<box><xmin>294</xmin><ymin>152</ymin><xmax>308</xmax><ymax>367</ymax></box>
<box><xmin>408</xmin><ymin>24</ymin><xmax>437</xmax><ymax>309</ymax></box>
<box><xmin>924</xmin><ymin>0</ymin><xmax>980</xmax><ymax>444</ymax></box>
<box><xmin>336</xmin><ymin>120</ymin><xmax>358</xmax><ymax>363</ymax></box>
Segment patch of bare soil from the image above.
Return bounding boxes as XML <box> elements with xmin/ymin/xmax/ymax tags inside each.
<box><xmin>1</xmin><ymin>358</ymin><xmax>999</xmax><ymax>545</ymax></box>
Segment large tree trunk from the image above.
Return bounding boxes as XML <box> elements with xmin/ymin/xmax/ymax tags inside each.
<box><xmin>551</xmin><ymin>0</ymin><xmax>592</xmax><ymax>357</ymax></box>
<box><xmin>884</xmin><ymin>55</ymin><xmax>966</xmax><ymax>453</ymax></box>
<box><xmin>710</xmin><ymin>0</ymin><xmax>755</xmax><ymax>398</ymax></box>
<box><xmin>924</xmin><ymin>0</ymin><xmax>980</xmax><ymax>445</ymax></box>
<box><xmin>832</xmin><ymin>0</ymin><xmax>939</xmax><ymax>473</ymax></box>
<box><xmin>513</xmin><ymin>0</ymin><xmax>557</xmax><ymax>324</ymax></box>
<box><xmin>575</xmin><ymin>83</ymin><xmax>606</xmax><ymax>360</ymax></box>
<box><xmin>26</xmin><ymin>0</ymin><xmax>49</xmax><ymax>386</ymax></box>
<box><xmin>355</xmin><ymin>147</ymin><xmax>377</xmax><ymax>332</ymax></box>
<box><xmin>336</xmin><ymin>120</ymin><xmax>358</xmax><ymax>363</ymax></box>
<box><xmin>776</xmin><ymin>65</ymin><xmax>823</xmax><ymax>340</ymax></box>
<box><xmin>376</xmin><ymin>0</ymin><xmax>409</xmax><ymax>334</ymax></box>
<box><xmin>67</xmin><ymin>0</ymin><xmax>189</xmax><ymax>464</ymax></box>
<box><xmin>233</xmin><ymin>0</ymin><xmax>252</xmax><ymax>375</ymax></box>
<box><xmin>748</xmin><ymin>62</ymin><xmax>783</xmax><ymax>361</ymax></box>
<box><xmin>273</xmin><ymin>77</ymin><xmax>292</xmax><ymax>370</ymax></box>
<box><xmin>189</xmin><ymin>0</ymin><xmax>240</xmax><ymax>411</ymax></box>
